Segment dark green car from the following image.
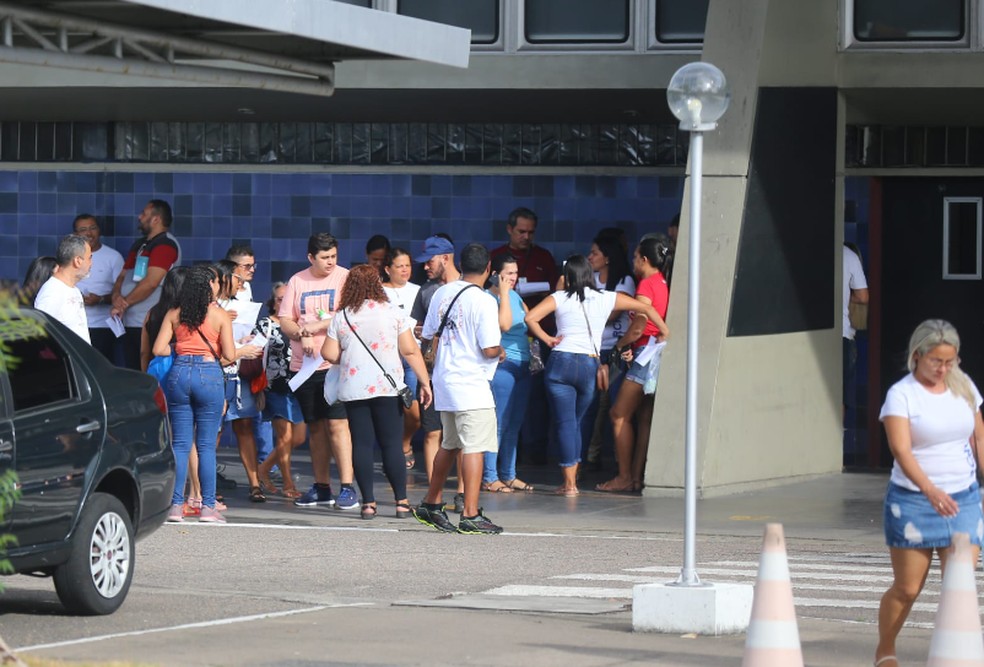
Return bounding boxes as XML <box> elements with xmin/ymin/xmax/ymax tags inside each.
<box><xmin>0</xmin><ymin>308</ymin><xmax>175</xmax><ymax>615</ymax></box>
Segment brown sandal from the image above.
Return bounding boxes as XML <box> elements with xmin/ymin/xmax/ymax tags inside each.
<box><xmin>481</xmin><ymin>480</ymin><xmax>514</xmax><ymax>493</ymax></box>
<box><xmin>504</xmin><ymin>478</ymin><xmax>534</xmax><ymax>492</ymax></box>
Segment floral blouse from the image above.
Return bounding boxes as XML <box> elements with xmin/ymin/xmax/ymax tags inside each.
<box><xmin>326</xmin><ymin>300</ymin><xmax>412</xmax><ymax>402</ymax></box>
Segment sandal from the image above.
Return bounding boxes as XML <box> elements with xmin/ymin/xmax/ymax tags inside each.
<box><xmin>554</xmin><ymin>486</ymin><xmax>579</xmax><ymax>497</ymax></box>
<box><xmin>282</xmin><ymin>487</ymin><xmax>302</xmax><ymax>500</ymax></box>
<box><xmin>361</xmin><ymin>504</ymin><xmax>377</xmax><ymax>520</ymax></box>
<box><xmin>395</xmin><ymin>501</ymin><xmax>413</xmax><ymax>519</ymax></box>
<box><xmin>503</xmin><ymin>478</ymin><xmax>534</xmax><ymax>492</ymax></box>
<box><xmin>258</xmin><ymin>476</ymin><xmax>279</xmax><ymax>497</ymax></box>
<box><xmin>404</xmin><ymin>450</ymin><xmax>415</xmax><ymax>470</ymax></box>
<box><xmin>482</xmin><ymin>480</ymin><xmax>514</xmax><ymax>493</ymax></box>
<box><xmin>873</xmin><ymin>658</ymin><xmax>898</xmax><ymax>667</ymax></box>
<box><xmin>248</xmin><ymin>486</ymin><xmax>266</xmax><ymax>503</ymax></box>
<box><xmin>595</xmin><ymin>479</ymin><xmax>635</xmax><ymax>493</ymax></box>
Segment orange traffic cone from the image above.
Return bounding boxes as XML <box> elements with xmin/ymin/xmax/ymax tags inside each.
<box><xmin>927</xmin><ymin>532</ymin><xmax>984</xmax><ymax>666</ymax></box>
<box><xmin>742</xmin><ymin>523</ymin><xmax>804</xmax><ymax>667</ymax></box>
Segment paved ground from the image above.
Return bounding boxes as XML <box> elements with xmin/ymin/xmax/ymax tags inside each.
<box><xmin>0</xmin><ymin>451</ymin><xmax>964</xmax><ymax>666</ymax></box>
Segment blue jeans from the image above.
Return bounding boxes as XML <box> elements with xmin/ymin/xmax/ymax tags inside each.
<box><xmin>165</xmin><ymin>355</ymin><xmax>225</xmax><ymax>507</ymax></box>
<box><xmin>485</xmin><ymin>358</ymin><xmax>532</xmax><ymax>483</ymax></box>
<box><xmin>543</xmin><ymin>351</ymin><xmax>598</xmax><ymax>468</ymax></box>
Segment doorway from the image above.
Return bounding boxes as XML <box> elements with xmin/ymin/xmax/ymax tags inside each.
<box><xmin>873</xmin><ymin>178</ymin><xmax>984</xmax><ymax>465</ymax></box>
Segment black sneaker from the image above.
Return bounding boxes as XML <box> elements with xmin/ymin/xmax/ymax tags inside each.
<box><xmin>458</xmin><ymin>509</ymin><xmax>502</xmax><ymax>535</ymax></box>
<box><xmin>413</xmin><ymin>504</ymin><xmax>457</xmax><ymax>533</ymax></box>
<box><xmin>446</xmin><ymin>492</ymin><xmax>464</xmax><ymax>514</ymax></box>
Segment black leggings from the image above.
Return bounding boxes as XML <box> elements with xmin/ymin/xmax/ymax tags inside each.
<box><xmin>346</xmin><ymin>396</ymin><xmax>406</xmax><ymax>504</ymax></box>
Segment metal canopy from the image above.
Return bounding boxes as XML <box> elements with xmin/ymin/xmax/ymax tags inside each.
<box><xmin>0</xmin><ymin>0</ymin><xmax>471</xmax><ymax>97</ymax></box>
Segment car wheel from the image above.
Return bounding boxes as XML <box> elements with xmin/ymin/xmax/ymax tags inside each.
<box><xmin>53</xmin><ymin>492</ymin><xmax>135</xmax><ymax>615</ymax></box>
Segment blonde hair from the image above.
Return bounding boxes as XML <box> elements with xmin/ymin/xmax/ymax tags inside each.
<box><xmin>906</xmin><ymin>319</ymin><xmax>976</xmax><ymax>410</ymax></box>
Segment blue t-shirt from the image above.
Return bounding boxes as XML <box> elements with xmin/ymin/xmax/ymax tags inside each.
<box><xmin>491</xmin><ymin>289</ymin><xmax>530</xmax><ymax>363</ymax></box>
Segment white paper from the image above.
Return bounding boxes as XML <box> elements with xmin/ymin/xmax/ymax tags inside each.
<box><xmin>228</xmin><ymin>300</ymin><xmax>262</xmax><ymax>326</ymax></box>
<box><xmin>105</xmin><ymin>315</ymin><xmax>125</xmax><ymax>338</ymax></box>
<box><xmin>287</xmin><ymin>353</ymin><xmax>322</xmax><ymax>392</ymax></box>
<box><xmin>516</xmin><ymin>281</ymin><xmax>550</xmax><ymax>296</ymax></box>
<box><xmin>634</xmin><ymin>339</ymin><xmax>667</xmax><ymax>367</ymax></box>
<box><xmin>246</xmin><ymin>333</ymin><xmax>268</xmax><ymax>349</ymax></box>
<box><xmin>322</xmin><ymin>364</ymin><xmax>341</xmax><ymax>405</ymax></box>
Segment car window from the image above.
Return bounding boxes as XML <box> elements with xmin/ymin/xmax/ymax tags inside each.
<box><xmin>5</xmin><ymin>335</ymin><xmax>76</xmax><ymax>412</ymax></box>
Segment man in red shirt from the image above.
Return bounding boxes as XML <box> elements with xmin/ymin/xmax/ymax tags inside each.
<box><xmin>111</xmin><ymin>199</ymin><xmax>181</xmax><ymax>370</ymax></box>
<box><xmin>489</xmin><ymin>207</ymin><xmax>559</xmax><ymax>310</ymax></box>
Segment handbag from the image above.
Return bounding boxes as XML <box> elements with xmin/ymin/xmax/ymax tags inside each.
<box><xmin>146</xmin><ymin>350</ymin><xmax>174</xmax><ymax>384</ymax></box>
<box><xmin>422</xmin><ymin>284</ymin><xmax>478</xmax><ymax>368</ymax></box>
<box><xmin>579</xmin><ymin>300</ymin><xmax>607</xmax><ymax>391</ymax></box>
<box><xmin>343</xmin><ymin>310</ymin><xmax>414</xmax><ymax>410</ymax></box>
<box><xmin>238</xmin><ymin>356</ymin><xmax>264</xmax><ymax>381</ymax></box>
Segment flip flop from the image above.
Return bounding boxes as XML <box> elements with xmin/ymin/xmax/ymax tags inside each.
<box><xmin>595</xmin><ymin>479</ymin><xmax>635</xmax><ymax>493</ymax></box>
<box><xmin>482</xmin><ymin>481</ymin><xmax>514</xmax><ymax>493</ymax></box>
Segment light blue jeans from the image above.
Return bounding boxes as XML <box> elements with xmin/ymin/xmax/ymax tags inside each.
<box><xmin>543</xmin><ymin>351</ymin><xmax>598</xmax><ymax>468</ymax></box>
<box><xmin>485</xmin><ymin>358</ymin><xmax>532</xmax><ymax>483</ymax></box>
<box><xmin>165</xmin><ymin>355</ymin><xmax>225</xmax><ymax>507</ymax></box>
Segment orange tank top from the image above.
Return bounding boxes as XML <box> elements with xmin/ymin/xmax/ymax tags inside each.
<box><xmin>175</xmin><ymin>315</ymin><xmax>221</xmax><ymax>359</ymax></box>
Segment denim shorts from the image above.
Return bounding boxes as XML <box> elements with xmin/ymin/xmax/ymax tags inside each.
<box><xmin>625</xmin><ymin>359</ymin><xmax>649</xmax><ymax>385</ymax></box>
<box><xmin>262</xmin><ymin>390</ymin><xmax>304</xmax><ymax>424</ymax></box>
<box><xmin>884</xmin><ymin>481</ymin><xmax>984</xmax><ymax>549</ymax></box>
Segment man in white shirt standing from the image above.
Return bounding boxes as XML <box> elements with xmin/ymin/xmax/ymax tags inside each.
<box><xmin>74</xmin><ymin>214</ymin><xmax>123</xmax><ymax>361</ymax></box>
<box><xmin>843</xmin><ymin>243</ymin><xmax>869</xmax><ymax>414</ymax></box>
<box><xmin>414</xmin><ymin>243</ymin><xmax>504</xmax><ymax>535</ymax></box>
<box><xmin>34</xmin><ymin>234</ymin><xmax>93</xmax><ymax>344</ymax></box>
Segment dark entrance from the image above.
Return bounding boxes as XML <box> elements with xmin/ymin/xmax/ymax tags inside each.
<box><xmin>876</xmin><ymin>178</ymin><xmax>984</xmax><ymax>464</ymax></box>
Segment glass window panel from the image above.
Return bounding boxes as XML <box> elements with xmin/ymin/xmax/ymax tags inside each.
<box><xmin>7</xmin><ymin>334</ymin><xmax>74</xmax><ymax>412</ymax></box>
<box><xmin>525</xmin><ymin>0</ymin><xmax>629</xmax><ymax>43</ymax></box>
<box><xmin>398</xmin><ymin>0</ymin><xmax>498</xmax><ymax>44</ymax></box>
<box><xmin>333</xmin><ymin>0</ymin><xmax>371</xmax><ymax>6</ymax></box>
<box><xmin>943</xmin><ymin>198</ymin><xmax>981</xmax><ymax>279</ymax></box>
<box><xmin>854</xmin><ymin>0</ymin><xmax>964</xmax><ymax>41</ymax></box>
<box><xmin>655</xmin><ymin>0</ymin><xmax>709</xmax><ymax>43</ymax></box>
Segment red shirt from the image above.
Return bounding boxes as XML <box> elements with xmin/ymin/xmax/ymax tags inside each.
<box><xmin>631</xmin><ymin>271</ymin><xmax>668</xmax><ymax>349</ymax></box>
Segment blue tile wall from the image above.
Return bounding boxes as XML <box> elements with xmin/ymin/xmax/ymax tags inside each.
<box><xmin>1</xmin><ymin>170</ymin><xmax>684</xmax><ymax>303</ymax></box>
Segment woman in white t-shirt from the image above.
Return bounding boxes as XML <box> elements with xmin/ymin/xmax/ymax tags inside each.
<box><xmin>525</xmin><ymin>254</ymin><xmax>668</xmax><ymax>497</ymax></box>
<box><xmin>382</xmin><ymin>248</ymin><xmax>422</xmax><ymax>471</ymax></box>
<box><xmin>323</xmin><ymin>264</ymin><xmax>432</xmax><ymax>520</ymax></box>
<box><xmin>874</xmin><ymin>319</ymin><xmax>984</xmax><ymax>667</ymax></box>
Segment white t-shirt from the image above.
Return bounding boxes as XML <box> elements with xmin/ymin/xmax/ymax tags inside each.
<box><xmin>596</xmin><ymin>273</ymin><xmax>635</xmax><ymax>350</ymax></box>
<box><xmin>421</xmin><ymin>280</ymin><xmax>500</xmax><ymax>412</ymax></box>
<box><xmin>879</xmin><ymin>373</ymin><xmax>983</xmax><ymax>493</ymax></box>
<box><xmin>327</xmin><ymin>300</ymin><xmax>411</xmax><ymax>402</ymax></box>
<box><xmin>76</xmin><ymin>244</ymin><xmax>123</xmax><ymax>330</ymax></box>
<box><xmin>35</xmin><ymin>276</ymin><xmax>91</xmax><ymax>344</ymax></box>
<box><xmin>843</xmin><ymin>246</ymin><xmax>867</xmax><ymax>340</ymax></box>
<box><xmin>551</xmin><ymin>289</ymin><xmax>618</xmax><ymax>356</ymax></box>
<box><xmin>383</xmin><ymin>282</ymin><xmax>421</xmax><ymax>328</ymax></box>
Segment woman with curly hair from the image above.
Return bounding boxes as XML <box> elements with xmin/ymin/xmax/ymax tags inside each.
<box><xmin>153</xmin><ymin>265</ymin><xmax>260</xmax><ymax>523</ymax></box>
<box><xmin>321</xmin><ymin>264</ymin><xmax>433</xmax><ymax>519</ymax></box>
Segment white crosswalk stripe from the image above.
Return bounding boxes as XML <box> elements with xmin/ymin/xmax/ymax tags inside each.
<box><xmin>475</xmin><ymin>552</ymin><xmax>984</xmax><ymax>626</ymax></box>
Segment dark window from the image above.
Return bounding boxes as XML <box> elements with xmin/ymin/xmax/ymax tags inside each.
<box><xmin>525</xmin><ymin>0</ymin><xmax>629</xmax><ymax>44</ymax></box>
<box><xmin>334</xmin><ymin>0</ymin><xmax>371</xmax><ymax>6</ymax></box>
<box><xmin>398</xmin><ymin>0</ymin><xmax>499</xmax><ymax>44</ymax></box>
<box><xmin>655</xmin><ymin>0</ymin><xmax>709</xmax><ymax>43</ymax></box>
<box><xmin>943</xmin><ymin>198</ymin><xmax>982</xmax><ymax>279</ymax></box>
<box><xmin>5</xmin><ymin>335</ymin><xmax>75</xmax><ymax>412</ymax></box>
<box><xmin>854</xmin><ymin>0</ymin><xmax>964</xmax><ymax>42</ymax></box>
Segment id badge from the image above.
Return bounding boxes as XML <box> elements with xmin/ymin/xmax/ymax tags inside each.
<box><xmin>133</xmin><ymin>255</ymin><xmax>149</xmax><ymax>281</ymax></box>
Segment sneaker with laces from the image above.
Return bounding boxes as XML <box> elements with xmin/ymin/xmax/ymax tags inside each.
<box><xmin>166</xmin><ymin>504</ymin><xmax>184</xmax><ymax>523</ymax></box>
<box><xmin>335</xmin><ymin>486</ymin><xmax>360</xmax><ymax>510</ymax></box>
<box><xmin>200</xmin><ymin>506</ymin><xmax>226</xmax><ymax>523</ymax></box>
<box><xmin>412</xmin><ymin>503</ymin><xmax>457</xmax><ymax>533</ymax></box>
<box><xmin>457</xmin><ymin>508</ymin><xmax>502</xmax><ymax>535</ymax></box>
<box><xmin>293</xmin><ymin>484</ymin><xmax>335</xmax><ymax>507</ymax></box>
<box><xmin>454</xmin><ymin>493</ymin><xmax>465</xmax><ymax>513</ymax></box>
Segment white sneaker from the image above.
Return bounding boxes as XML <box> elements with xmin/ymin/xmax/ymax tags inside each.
<box><xmin>200</xmin><ymin>506</ymin><xmax>226</xmax><ymax>523</ymax></box>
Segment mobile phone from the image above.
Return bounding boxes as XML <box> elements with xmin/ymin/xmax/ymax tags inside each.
<box><xmin>490</xmin><ymin>273</ymin><xmax>499</xmax><ymax>286</ymax></box>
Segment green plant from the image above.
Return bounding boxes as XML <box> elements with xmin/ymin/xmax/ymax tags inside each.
<box><xmin>0</xmin><ymin>469</ymin><xmax>20</xmax><ymax>579</ymax></box>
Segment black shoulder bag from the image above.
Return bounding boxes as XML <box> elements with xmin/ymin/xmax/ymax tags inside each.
<box><xmin>342</xmin><ymin>309</ymin><xmax>414</xmax><ymax>410</ymax></box>
<box><xmin>422</xmin><ymin>284</ymin><xmax>478</xmax><ymax>368</ymax></box>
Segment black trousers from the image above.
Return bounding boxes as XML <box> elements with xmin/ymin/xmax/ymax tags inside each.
<box><xmin>347</xmin><ymin>396</ymin><xmax>406</xmax><ymax>505</ymax></box>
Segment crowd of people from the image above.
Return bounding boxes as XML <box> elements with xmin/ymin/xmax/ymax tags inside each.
<box><xmin>16</xmin><ymin>201</ymin><xmax>675</xmax><ymax>535</ymax></box>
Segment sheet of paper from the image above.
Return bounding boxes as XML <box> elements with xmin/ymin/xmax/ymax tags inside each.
<box><xmin>287</xmin><ymin>353</ymin><xmax>322</xmax><ymax>392</ymax></box>
<box><xmin>229</xmin><ymin>300</ymin><xmax>262</xmax><ymax>326</ymax></box>
<box><xmin>246</xmin><ymin>333</ymin><xmax>268</xmax><ymax>349</ymax></box>
<box><xmin>634</xmin><ymin>339</ymin><xmax>667</xmax><ymax>367</ymax></box>
<box><xmin>516</xmin><ymin>281</ymin><xmax>550</xmax><ymax>296</ymax></box>
<box><xmin>105</xmin><ymin>315</ymin><xmax>125</xmax><ymax>338</ymax></box>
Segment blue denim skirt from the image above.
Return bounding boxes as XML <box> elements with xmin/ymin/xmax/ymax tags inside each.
<box><xmin>262</xmin><ymin>390</ymin><xmax>304</xmax><ymax>424</ymax></box>
<box><xmin>884</xmin><ymin>481</ymin><xmax>984</xmax><ymax>548</ymax></box>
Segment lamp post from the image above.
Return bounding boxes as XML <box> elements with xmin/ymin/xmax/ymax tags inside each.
<box><xmin>666</xmin><ymin>62</ymin><xmax>730</xmax><ymax>587</ymax></box>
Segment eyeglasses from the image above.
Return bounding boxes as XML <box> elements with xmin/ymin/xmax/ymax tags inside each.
<box><xmin>923</xmin><ymin>356</ymin><xmax>959</xmax><ymax>370</ymax></box>
<box><xmin>237</xmin><ymin>262</ymin><xmax>257</xmax><ymax>270</ymax></box>
<box><xmin>75</xmin><ymin>225</ymin><xmax>98</xmax><ymax>233</ymax></box>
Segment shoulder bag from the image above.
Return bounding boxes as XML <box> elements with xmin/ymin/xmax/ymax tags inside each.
<box><xmin>342</xmin><ymin>309</ymin><xmax>414</xmax><ymax>410</ymax></box>
<box><xmin>422</xmin><ymin>284</ymin><xmax>478</xmax><ymax>368</ymax></box>
<box><xmin>579</xmin><ymin>299</ymin><xmax>608</xmax><ymax>391</ymax></box>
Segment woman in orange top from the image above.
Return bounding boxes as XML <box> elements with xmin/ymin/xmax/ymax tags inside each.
<box><xmin>153</xmin><ymin>265</ymin><xmax>260</xmax><ymax>523</ymax></box>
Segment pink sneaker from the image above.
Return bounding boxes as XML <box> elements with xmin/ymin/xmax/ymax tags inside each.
<box><xmin>200</xmin><ymin>506</ymin><xmax>226</xmax><ymax>523</ymax></box>
<box><xmin>166</xmin><ymin>504</ymin><xmax>184</xmax><ymax>523</ymax></box>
